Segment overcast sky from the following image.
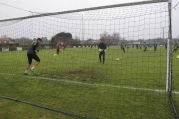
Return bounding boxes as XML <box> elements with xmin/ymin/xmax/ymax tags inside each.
<box><xmin>0</xmin><ymin>0</ymin><xmax>179</xmax><ymax>38</ymax></box>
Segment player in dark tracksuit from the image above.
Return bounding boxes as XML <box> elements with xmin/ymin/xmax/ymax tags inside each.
<box><xmin>173</xmin><ymin>44</ymin><xmax>179</xmax><ymax>53</ymax></box>
<box><xmin>121</xmin><ymin>44</ymin><xmax>125</xmax><ymax>53</ymax></box>
<box><xmin>154</xmin><ymin>43</ymin><xmax>157</xmax><ymax>51</ymax></box>
<box><xmin>139</xmin><ymin>44</ymin><xmax>142</xmax><ymax>49</ymax></box>
<box><xmin>98</xmin><ymin>40</ymin><xmax>106</xmax><ymax>64</ymax></box>
<box><xmin>24</xmin><ymin>38</ymin><xmax>43</xmax><ymax>75</ymax></box>
<box><xmin>165</xmin><ymin>42</ymin><xmax>167</xmax><ymax>50</ymax></box>
<box><xmin>143</xmin><ymin>43</ymin><xmax>148</xmax><ymax>52</ymax></box>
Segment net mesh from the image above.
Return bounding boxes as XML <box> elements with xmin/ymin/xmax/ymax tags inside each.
<box><xmin>0</xmin><ymin>1</ymin><xmax>177</xmax><ymax>119</ymax></box>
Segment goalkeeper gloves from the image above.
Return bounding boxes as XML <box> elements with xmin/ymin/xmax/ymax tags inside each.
<box><xmin>98</xmin><ymin>49</ymin><xmax>102</xmax><ymax>52</ymax></box>
<box><xmin>99</xmin><ymin>49</ymin><xmax>106</xmax><ymax>52</ymax></box>
<box><xmin>35</xmin><ymin>50</ymin><xmax>39</xmax><ymax>53</ymax></box>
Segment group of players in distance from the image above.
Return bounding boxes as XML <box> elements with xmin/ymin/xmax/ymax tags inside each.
<box><xmin>24</xmin><ymin>38</ymin><xmax>178</xmax><ymax>75</ymax></box>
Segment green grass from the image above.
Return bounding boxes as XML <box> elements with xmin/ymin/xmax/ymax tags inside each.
<box><xmin>0</xmin><ymin>46</ymin><xmax>178</xmax><ymax>119</ymax></box>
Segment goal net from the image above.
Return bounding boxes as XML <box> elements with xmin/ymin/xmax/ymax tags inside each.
<box><xmin>0</xmin><ymin>0</ymin><xmax>177</xmax><ymax>118</ymax></box>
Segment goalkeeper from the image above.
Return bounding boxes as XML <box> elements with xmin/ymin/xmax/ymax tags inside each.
<box><xmin>98</xmin><ymin>39</ymin><xmax>106</xmax><ymax>64</ymax></box>
<box><xmin>24</xmin><ymin>38</ymin><xmax>43</xmax><ymax>75</ymax></box>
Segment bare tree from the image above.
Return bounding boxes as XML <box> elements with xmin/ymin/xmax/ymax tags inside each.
<box><xmin>111</xmin><ymin>32</ymin><xmax>121</xmax><ymax>44</ymax></box>
<box><xmin>100</xmin><ymin>31</ymin><xmax>122</xmax><ymax>45</ymax></box>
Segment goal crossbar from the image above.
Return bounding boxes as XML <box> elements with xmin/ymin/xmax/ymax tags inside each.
<box><xmin>0</xmin><ymin>0</ymin><xmax>168</xmax><ymax>22</ymax></box>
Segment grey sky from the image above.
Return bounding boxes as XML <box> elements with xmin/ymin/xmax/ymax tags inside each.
<box><xmin>0</xmin><ymin>0</ymin><xmax>179</xmax><ymax>39</ymax></box>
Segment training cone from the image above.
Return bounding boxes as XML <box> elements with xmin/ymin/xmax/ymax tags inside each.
<box><xmin>116</xmin><ymin>58</ymin><xmax>119</xmax><ymax>60</ymax></box>
<box><xmin>177</xmin><ymin>55</ymin><xmax>179</xmax><ymax>58</ymax></box>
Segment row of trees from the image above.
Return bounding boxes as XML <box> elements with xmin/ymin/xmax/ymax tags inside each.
<box><xmin>50</xmin><ymin>31</ymin><xmax>171</xmax><ymax>46</ymax></box>
<box><xmin>50</xmin><ymin>31</ymin><xmax>124</xmax><ymax>45</ymax></box>
<box><xmin>3</xmin><ymin>32</ymin><xmax>179</xmax><ymax>46</ymax></box>
<box><xmin>100</xmin><ymin>32</ymin><xmax>124</xmax><ymax>45</ymax></box>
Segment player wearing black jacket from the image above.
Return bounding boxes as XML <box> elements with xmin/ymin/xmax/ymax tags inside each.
<box><xmin>98</xmin><ymin>40</ymin><xmax>106</xmax><ymax>64</ymax></box>
<box><xmin>24</xmin><ymin>38</ymin><xmax>43</xmax><ymax>75</ymax></box>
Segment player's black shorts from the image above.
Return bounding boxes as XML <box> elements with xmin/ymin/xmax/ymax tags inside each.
<box><xmin>27</xmin><ymin>54</ymin><xmax>40</xmax><ymax>64</ymax></box>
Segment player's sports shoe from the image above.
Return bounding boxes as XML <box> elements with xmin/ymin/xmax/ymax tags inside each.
<box><xmin>24</xmin><ymin>73</ymin><xmax>29</xmax><ymax>75</ymax></box>
<box><xmin>30</xmin><ymin>68</ymin><xmax>35</xmax><ymax>73</ymax></box>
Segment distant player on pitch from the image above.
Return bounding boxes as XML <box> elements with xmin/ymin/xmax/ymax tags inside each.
<box><xmin>121</xmin><ymin>43</ymin><xmax>125</xmax><ymax>53</ymax></box>
<box><xmin>126</xmin><ymin>44</ymin><xmax>130</xmax><ymax>49</ymax></box>
<box><xmin>139</xmin><ymin>44</ymin><xmax>142</xmax><ymax>49</ymax></box>
<box><xmin>143</xmin><ymin>43</ymin><xmax>148</xmax><ymax>53</ymax></box>
<box><xmin>98</xmin><ymin>39</ymin><xmax>106</xmax><ymax>64</ymax></box>
<box><xmin>56</xmin><ymin>43</ymin><xmax>60</xmax><ymax>55</ymax></box>
<box><xmin>173</xmin><ymin>44</ymin><xmax>179</xmax><ymax>53</ymax></box>
<box><xmin>24</xmin><ymin>38</ymin><xmax>43</xmax><ymax>75</ymax></box>
<box><xmin>63</xmin><ymin>44</ymin><xmax>66</xmax><ymax>50</ymax></box>
<box><xmin>165</xmin><ymin>42</ymin><xmax>167</xmax><ymax>50</ymax></box>
<box><xmin>154</xmin><ymin>43</ymin><xmax>158</xmax><ymax>51</ymax></box>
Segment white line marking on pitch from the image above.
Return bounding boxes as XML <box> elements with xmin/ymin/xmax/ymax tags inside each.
<box><xmin>0</xmin><ymin>73</ymin><xmax>179</xmax><ymax>95</ymax></box>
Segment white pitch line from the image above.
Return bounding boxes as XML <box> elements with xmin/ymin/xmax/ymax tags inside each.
<box><xmin>0</xmin><ymin>73</ymin><xmax>179</xmax><ymax>95</ymax></box>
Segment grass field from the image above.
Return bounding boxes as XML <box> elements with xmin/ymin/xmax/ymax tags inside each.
<box><xmin>0</xmin><ymin>46</ymin><xmax>178</xmax><ymax>119</ymax></box>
